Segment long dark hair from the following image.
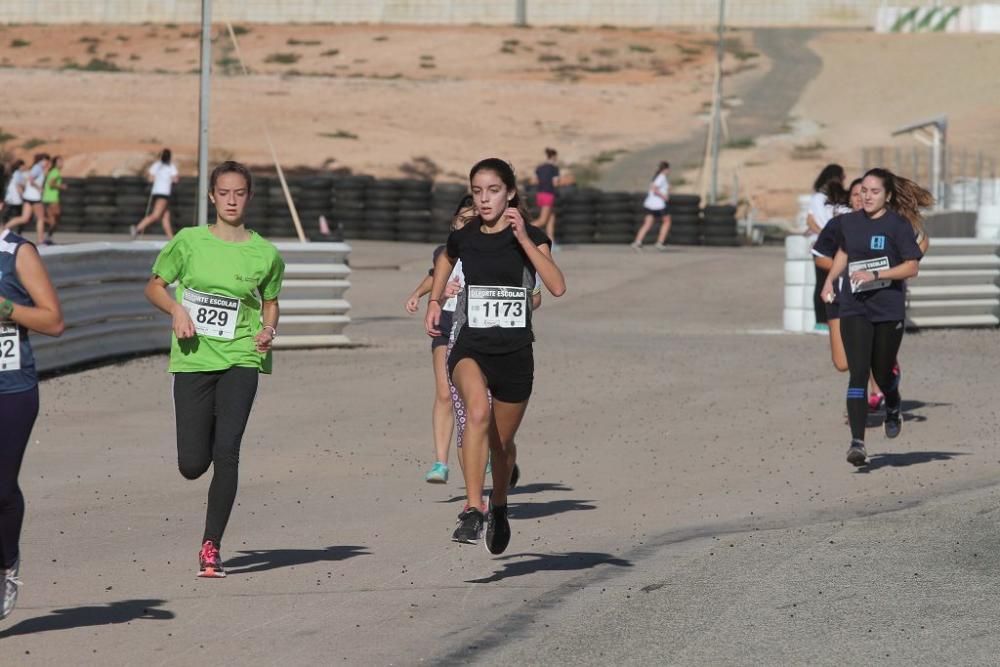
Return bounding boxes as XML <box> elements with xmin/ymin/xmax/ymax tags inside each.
<box><xmin>651</xmin><ymin>161</ymin><xmax>670</xmax><ymax>182</ymax></box>
<box><xmin>813</xmin><ymin>163</ymin><xmax>848</xmax><ymax>207</ymax></box>
<box><xmin>863</xmin><ymin>167</ymin><xmax>933</xmax><ymax>237</ymax></box>
<box><xmin>160</xmin><ymin>148</ymin><xmax>172</xmax><ymax>165</ymax></box>
<box><xmin>545</xmin><ymin>147</ymin><xmax>558</xmax><ymax>160</ymax></box>
<box><xmin>469</xmin><ymin>158</ymin><xmax>529</xmax><ymax>223</ymax></box>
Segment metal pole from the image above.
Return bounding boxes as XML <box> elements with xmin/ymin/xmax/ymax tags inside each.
<box><xmin>709</xmin><ymin>0</ymin><xmax>725</xmax><ymax>205</ymax></box>
<box><xmin>515</xmin><ymin>0</ymin><xmax>527</xmax><ymax>26</ymax></box>
<box><xmin>196</xmin><ymin>0</ymin><xmax>212</xmax><ymax>226</ymax></box>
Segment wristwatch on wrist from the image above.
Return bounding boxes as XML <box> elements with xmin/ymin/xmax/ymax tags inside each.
<box><xmin>873</xmin><ymin>270</ymin><xmax>880</xmax><ymax>281</ymax></box>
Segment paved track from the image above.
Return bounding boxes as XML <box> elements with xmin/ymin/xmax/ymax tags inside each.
<box><xmin>2</xmin><ymin>241</ymin><xmax>997</xmax><ymax>665</ymax></box>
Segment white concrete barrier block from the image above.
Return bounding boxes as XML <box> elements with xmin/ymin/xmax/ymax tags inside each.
<box><xmin>783</xmin><ymin>308</ymin><xmax>805</xmax><ymax>332</ymax></box>
<box><xmin>804</xmin><ymin>263</ymin><xmax>817</xmax><ymax>286</ymax></box>
<box><xmin>803</xmin><ymin>308</ymin><xmax>817</xmax><ymax>330</ymax></box>
<box><xmin>785</xmin><ymin>260</ymin><xmax>809</xmax><ymax>286</ymax></box>
<box><xmin>785</xmin><ymin>234</ymin><xmax>811</xmax><ymax>260</ymax></box>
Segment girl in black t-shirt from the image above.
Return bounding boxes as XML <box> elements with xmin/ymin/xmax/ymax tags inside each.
<box><xmin>425</xmin><ymin>158</ymin><xmax>565</xmax><ymax>555</ymax></box>
<box><xmin>821</xmin><ymin>168</ymin><xmax>929</xmax><ymax>467</ymax></box>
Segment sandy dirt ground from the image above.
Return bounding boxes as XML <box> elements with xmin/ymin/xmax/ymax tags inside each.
<box><xmin>1</xmin><ymin>24</ymin><xmax>997</xmax><ymax>218</ymax></box>
<box><xmin>0</xmin><ymin>240</ymin><xmax>998</xmax><ymax>664</ymax></box>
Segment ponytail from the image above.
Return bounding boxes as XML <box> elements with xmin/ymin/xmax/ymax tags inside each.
<box><xmin>864</xmin><ymin>168</ymin><xmax>933</xmax><ymax>238</ymax></box>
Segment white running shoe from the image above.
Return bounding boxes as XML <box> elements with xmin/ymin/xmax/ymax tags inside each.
<box><xmin>2</xmin><ymin>559</ymin><xmax>22</xmax><ymax>620</ymax></box>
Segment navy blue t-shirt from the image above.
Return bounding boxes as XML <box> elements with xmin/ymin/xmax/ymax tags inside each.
<box><xmin>0</xmin><ymin>229</ymin><xmax>38</xmax><ymax>394</ymax></box>
<box><xmin>834</xmin><ymin>209</ymin><xmax>923</xmax><ymax>322</ymax></box>
<box><xmin>535</xmin><ymin>163</ymin><xmax>560</xmax><ymax>194</ymax></box>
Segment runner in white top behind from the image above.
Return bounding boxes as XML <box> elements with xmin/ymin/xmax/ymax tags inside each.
<box><xmin>131</xmin><ymin>148</ymin><xmax>179</xmax><ymax>240</ymax></box>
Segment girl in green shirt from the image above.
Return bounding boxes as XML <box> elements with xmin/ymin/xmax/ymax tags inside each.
<box><xmin>41</xmin><ymin>156</ymin><xmax>66</xmax><ymax>244</ymax></box>
<box><xmin>145</xmin><ymin>161</ymin><xmax>284</xmax><ymax>578</ymax></box>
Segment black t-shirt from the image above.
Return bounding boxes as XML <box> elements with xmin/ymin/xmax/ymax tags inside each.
<box><xmin>447</xmin><ymin>219</ymin><xmax>551</xmax><ymax>354</ymax></box>
<box><xmin>834</xmin><ymin>209</ymin><xmax>923</xmax><ymax>322</ymax></box>
<box><xmin>535</xmin><ymin>163</ymin><xmax>560</xmax><ymax>194</ymax></box>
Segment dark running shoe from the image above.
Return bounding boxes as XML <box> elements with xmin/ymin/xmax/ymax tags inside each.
<box><xmin>846</xmin><ymin>440</ymin><xmax>868</xmax><ymax>467</ymax></box>
<box><xmin>509</xmin><ymin>463</ymin><xmax>520</xmax><ymax>489</ymax></box>
<box><xmin>884</xmin><ymin>407</ymin><xmax>902</xmax><ymax>439</ymax></box>
<box><xmin>484</xmin><ymin>499</ymin><xmax>511</xmax><ymax>556</ymax></box>
<box><xmin>452</xmin><ymin>507</ymin><xmax>485</xmax><ymax>544</ymax></box>
<box><xmin>198</xmin><ymin>540</ymin><xmax>226</xmax><ymax>578</ymax></box>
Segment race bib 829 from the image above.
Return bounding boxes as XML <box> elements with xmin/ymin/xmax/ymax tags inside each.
<box><xmin>182</xmin><ymin>288</ymin><xmax>241</xmax><ymax>339</ymax></box>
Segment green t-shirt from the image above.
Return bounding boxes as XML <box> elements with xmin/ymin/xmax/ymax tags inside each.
<box><xmin>42</xmin><ymin>167</ymin><xmax>62</xmax><ymax>204</ymax></box>
<box><xmin>151</xmin><ymin>226</ymin><xmax>285</xmax><ymax>374</ymax></box>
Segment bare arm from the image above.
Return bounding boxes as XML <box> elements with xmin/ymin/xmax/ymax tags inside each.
<box><xmin>144</xmin><ymin>275</ymin><xmax>195</xmax><ymax>339</ymax></box>
<box><xmin>255</xmin><ymin>299</ymin><xmax>279</xmax><ymax>353</ymax></box>
<box><xmin>806</xmin><ymin>213</ymin><xmax>823</xmax><ymax>235</ymax></box>
<box><xmin>424</xmin><ymin>251</ymin><xmax>458</xmax><ymax>336</ymax></box>
<box><xmin>851</xmin><ymin>259</ymin><xmax>919</xmax><ymax>284</ymax></box>
<box><xmin>532</xmin><ymin>292</ymin><xmax>542</xmax><ymax>310</ymax></box>
<box><xmin>919</xmin><ymin>235</ymin><xmax>930</xmax><ymax>255</ymax></box>
<box><xmin>814</xmin><ymin>255</ymin><xmax>834</xmax><ymax>271</ymax></box>
<box><xmin>405</xmin><ymin>274</ymin><xmax>433</xmax><ymax>313</ymax></box>
<box><xmin>6</xmin><ymin>244</ymin><xmax>64</xmax><ymax>336</ymax></box>
<box><xmin>820</xmin><ymin>249</ymin><xmax>849</xmax><ymax>303</ymax></box>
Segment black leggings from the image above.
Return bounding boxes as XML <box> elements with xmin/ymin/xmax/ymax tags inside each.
<box><xmin>0</xmin><ymin>386</ymin><xmax>39</xmax><ymax>569</ymax></box>
<box><xmin>173</xmin><ymin>367</ymin><xmax>259</xmax><ymax>546</ymax></box>
<box><xmin>813</xmin><ymin>265</ymin><xmax>830</xmax><ymax>325</ymax></box>
<box><xmin>841</xmin><ymin>316</ymin><xmax>904</xmax><ymax>441</ymax></box>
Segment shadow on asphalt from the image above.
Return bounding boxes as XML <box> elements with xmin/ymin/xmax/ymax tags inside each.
<box><xmin>510</xmin><ymin>499</ymin><xmax>597</xmax><ymax>520</ymax></box>
<box><xmin>224</xmin><ymin>546</ymin><xmax>370</xmax><ymax>575</ymax></box>
<box><xmin>439</xmin><ymin>482</ymin><xmax>573</xmax><ymax>504</ymax></box>
<box><xmin>467</xmin><ymin>552</ymin><xmax>633</xmax><ymax>584</ymax></box>
<box><xmin>864</xmin><ymin>398</ymin><xmax>952</xmax><ymax>428</ymax></box>
<box><xmin>856</xmin><ymin>451</ymin><xmax>967</xmax><ymax>474</ymax></box>
<box><xmin>0</xmin><ymin>599</ymin><xmax>173</xmax><ymax>638</ymax></box>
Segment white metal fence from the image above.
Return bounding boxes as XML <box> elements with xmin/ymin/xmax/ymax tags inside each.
<box><xmin>0</xmin><ymin>0</ymin><xmax>988</xmax><ymax>28</ymax></box>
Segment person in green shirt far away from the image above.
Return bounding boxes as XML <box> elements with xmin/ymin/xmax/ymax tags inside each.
<box><xmin>41</xmin><ymin>155</ymin><xmax>67</xmax><ymax>245</ymax></box>
<box><xmin>144</xmin><ymin>160</ymin><xmax>285</xmax><ymax>579</ymax></box>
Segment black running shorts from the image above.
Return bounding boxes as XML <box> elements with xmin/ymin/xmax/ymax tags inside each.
<box><xmin>448</xmin><ymin>339</ymin><xmax>534</xmax><ymax>403</ymax></box>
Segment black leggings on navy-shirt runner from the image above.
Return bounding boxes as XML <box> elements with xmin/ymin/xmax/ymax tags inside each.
<box><xmin>173</xmin><ymin>367</ymin><xmax>258</xmax><ymax>546</ymax></box>
<box><xmin>813</xmin><ymin>265</ymin><xmax>830</xmax><ymax>325</ymax></box>
<box><xmin>841</xmin><ymin>316</ymin><xmax>904</xmax><ymax>441</ymax></box>
<box><xmin>0</xmin><ymin>386</ymin><xmax>39</xmax><ymax>569</ymax></box>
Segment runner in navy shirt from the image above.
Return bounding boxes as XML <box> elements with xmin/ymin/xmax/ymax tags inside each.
<box><xmin>0</xmin><ymin>223</ymin><xmax>64</xmax><ymax>620</ymax></box>
<box><xmin>821</xmin><ymin>168</ymin><xmax>929</xmax><ymax>467</ymax></box>
<box><xmin>531</xmin><ymin>148</ymin><xmax>560</xmax><ymax>244</ymax></box>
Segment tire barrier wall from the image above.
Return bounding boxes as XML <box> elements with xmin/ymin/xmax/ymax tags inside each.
<box><xmin>31</xmin><ymin>240</ymin><xmax>351</xmax><ymax>373</ymax></box>
<box><xmin>56</xmin><ymin>176</ymin><xmax>740</xmax><ymax>247</ymax></box>
<box><xmin>783</xmin><ymin>235</ymin><xmax>1000</xmax><ymax>331</ymax></box>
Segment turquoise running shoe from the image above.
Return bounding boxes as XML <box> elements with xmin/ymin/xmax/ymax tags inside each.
<box><xmin>425</xmin><ymin>462</ymin><xmax>449</xmax><ymax>484</ymax></box>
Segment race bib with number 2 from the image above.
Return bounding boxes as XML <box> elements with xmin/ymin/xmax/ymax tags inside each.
<box><xmin>467</xmin><ymin>285</ymin><xmax>528</xmax><ymax>329</ymax></box>
<box><xmin>0</xmin><ymin>323</ymin><xmax>21</xmax><ymax>371</ymax></box>
<box><xmin>182</xmin><ymin>288</ymin><xmax>241</xmax><ymax>339</ymax></box>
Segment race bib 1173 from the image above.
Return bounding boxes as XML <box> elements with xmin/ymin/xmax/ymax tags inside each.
<box><xmin>467</xmin><ymin>285</ymin><xmax>528</xmax><ymax>329</ymax></box>
<box><xmin>0</xmin><ymin>323</ymin><xmax>21</xmax><ymax>372</ymax></box>
<box><xmin>182</xmin><ymin>288</ymin><xmax>241</xmax><ymax>339</ymax></box>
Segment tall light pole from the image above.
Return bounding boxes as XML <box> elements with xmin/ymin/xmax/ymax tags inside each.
<box><xmin>515</xmin><ymin>0</ymin><xmax>527</xmax><ymax>26</ymax></box>
<box><xmin>196</xmin><ymin>0</ymin><xmax>212</xmax><ymax>226</ymax></box>
<box><xmin>709</xmin><ymin>0</ymin><xmax>726</xmax><ymax>205</ymax></box>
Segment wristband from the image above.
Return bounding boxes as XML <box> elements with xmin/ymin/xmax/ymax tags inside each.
<box><xmin>873</xmin><ymin>270</ymin><xmax>880</xmax><ymax>281</ymax></box>
<box><xmin>263</xmin><ymin>325</ymin><xmax>277</xmax><ymax>337</ymax></box>
<box><xmin>0</xmin><ymin>298</ymin><xmax>13</xmax><ymax>319</ymax></box>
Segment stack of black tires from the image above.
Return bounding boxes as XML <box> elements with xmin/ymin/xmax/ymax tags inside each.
<box><xmin>430</xmin><ymin>183</ymin><xmax>467</xmax><ymax>243</ymax></box>
<box><xmin>393</xmin><ymin>179</ymin><xmax>434</xmax><ymax>243</ymax></box>
<box><xmin>666</xmin><ymin>194</ymin><xmax>701</xmax><ymax>245</ymax></box>
<box><xmin>56</xmin><ymin>177</ymin><xmax>86</xmax><ymax>232</ymax></box>
<box><xmin>702</xmin><ymin>204</ymin><xmax>740</xmax><ymax>247</ymax></box>
<box><xmin>330</xmin><ymin>175</ymin><xmax>370</xmax><ymax>240</ymax></box>
<box><xmin>558</xmin><ymin>189</ymin><xmax>600</xmax><ymax>244</ymax></box>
